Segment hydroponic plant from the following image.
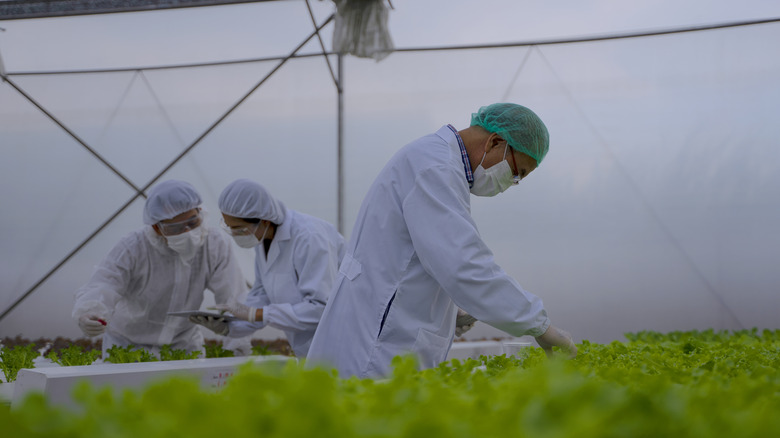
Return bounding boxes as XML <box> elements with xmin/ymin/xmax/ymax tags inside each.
<box><xmin>159</xmin><ymin>345</ymin><xmax>202</xmax><ymax>361</ymax></box>
<box><xmin>1</xmin><ymin>329</ymin><xmax>778</xmax><ymax>437</ymax></box>
<box><xmin>103</xmin><ymin>345</ymin><xmax>159</xmax><ymax>364</ymax></box>
<box><xmin>205</xmin><ymin>342</ymin><xmax>235</xmax><ymax>358</ymax></box>
<box><xmin>0</xmin><ymin>344</ymin><xmax>40</xmax><ymax>383</ymax></box>
<box><xmin>46</xmin><ymin>344</ymin><xmax>101</xmax><ymax>367</ymax></box>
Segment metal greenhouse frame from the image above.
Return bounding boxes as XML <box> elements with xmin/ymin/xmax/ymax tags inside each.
<box><xmin>1</xmin><ymin>0</ymin><xmax>776</xmax><ymax>330</ymax></box>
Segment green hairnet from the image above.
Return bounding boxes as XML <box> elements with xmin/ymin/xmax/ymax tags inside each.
<box><xmin>470</xmin><ymin>103</ymin><xmax>549</xmax><ymax>166</ymax></box>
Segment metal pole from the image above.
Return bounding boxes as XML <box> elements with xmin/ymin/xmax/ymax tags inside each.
<box><xmin>0</xmin><ymin>15</ymin><xmax>336</xmax><ymax>323</ymax></box>
<box><xmin>0</xmin><ymin>35</ymin><xmax>7</xmax><ymax>78</ymax></box>
<box><xmin>337</xmin><ymin>53</ymin><xmax>344</xmax><ymax>235</ymax></box>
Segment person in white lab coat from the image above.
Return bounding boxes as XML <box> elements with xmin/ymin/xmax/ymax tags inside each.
<box><xmin>306</xmin><ymin>103</ymin><xmax>577</xmax><ymax>378</ymax></box>
<box><xmin>190</xmin><ymin>179</ymin><xmax>345</xmax><ymax>358</ymax></box>
<box><xmin>72</xmin><ymin>180</ymin><xmax>246</xmax><ymax>357</ymax></box>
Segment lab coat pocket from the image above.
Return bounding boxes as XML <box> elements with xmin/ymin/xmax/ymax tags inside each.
<box><xmin>339</xmin><ymin>253</ymin><xmax>362</xmax><ymax>281</ymax></box>
<box><xmin>411</xmin><ymin>329</ymin><xmax>451</xmax><ymax>369</ymax></box>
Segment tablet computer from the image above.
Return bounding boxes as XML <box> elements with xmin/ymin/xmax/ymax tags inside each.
<box><xmin>167</xmin><ymin>310</ymin><xmax>239</xmax><ymax>322</ymax></box>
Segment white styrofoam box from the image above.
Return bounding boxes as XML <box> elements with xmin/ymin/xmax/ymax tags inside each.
<box><xmin>13</xmin><ymin>355</ymin><xmax>293</xmax><ymax>408</ymax></box>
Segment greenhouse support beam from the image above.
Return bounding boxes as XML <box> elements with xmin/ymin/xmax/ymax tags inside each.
<box><xmin>390</xmin><ymin>17</ymin><xmax>780</xmax><ymax>54</ymax></box>
<box><xmin>337</xmin><ymin>53</ymin><xmax>344</xmax><ymax>234</ymax></box>
<box><xmin>1</xmin><ymin>76</ymin><xmax>144</xmax><ymax>196</ymax></box>
<box><xmin>144</xmin><ymin>13</ymin><xmax>335</xmax><ymax>190</ymax></box>
<box><xmin>305</xmin><ymin>0</ymin><xmax>338</xmax><ymax>88</ymax></box>
<box><xmin>0</xmin><ymin>45</ymin><xmax>6</xmax><ymax>77</ymax></box>
<box><xmin>0</xmin><ymin>0</ymin><xmax>279</xmax><ymax>20</ymax></box>
<box><xmin>0</xmin><ymin>13</ymin><xmax>336</xmax><ymax>324</ymax></box>
<box><xmin>7</xmin><ymin>17</ymin><xmax>780</xmax><ymax>77</ymax></box>
<box><xmin>531</xmin><ymin>45</ymin><xmax>746</xmax><ymax>330</ymax></box>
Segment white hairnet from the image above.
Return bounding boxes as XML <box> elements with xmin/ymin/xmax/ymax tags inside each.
<box><xmin>142</xmin><ymin>180</ymin><xmax>202</xmax><ymax>225</ymax></box>
<box><xmin>218</xmin><ymin>179</ymin><xmax>286</xmax><ymax>224</ymax></box>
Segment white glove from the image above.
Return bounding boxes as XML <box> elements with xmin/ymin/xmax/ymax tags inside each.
<box><xmin>189</xmin><ymin>315</ymin><xmax>230</xmax><ymax>336</ymax></box>
<box><xmin>534</xmin><ymin>325</ymin><xmax>577</xmax><ymax>358</ymax></box>
<box><xmin>223</xmin><ymin>337</ymin><xmax>253</xmax><ymax>356</ymax></box>
<box><xmin>209</xmin><ymin>303</ymin><xmax>258</xmax><ymax>322</ymax></box>
<box><xmin>455</xmin><ymin>309</ymin><xmax>477</xmax><ymax>337</ymax></box>
<box><xmin>78</xmin><ymin>314</ymin><xmax>107</xmax><ymax>337</ymax></box>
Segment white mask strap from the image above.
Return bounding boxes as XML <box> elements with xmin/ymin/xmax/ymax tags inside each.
<box><xmin>477</xmin><ymin>150</ymin><xmax>488</xmax><ymax>167</ymax></box>
<box><xmin>478</xmin><ymin>142</ymin><xmax>509</xmax><ymax>168</ymax></box>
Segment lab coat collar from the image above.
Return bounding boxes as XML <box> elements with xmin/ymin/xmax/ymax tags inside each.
<box><xmin>435</xmin><ymin>125</ymin><xmax>470</xmax><ymax>185</ymax></box>
<box><xmin>265</xmin><ymin>210</ymin><xmax>291</xmax><ymax>266</ymax></box>
<box><xmin>435</xmin><ymin>124</ymin><xmax>457</xmax><ymax>143</ymax></box>
<box><xmin>273</xmin><ymin>211</ymin><xmax>292</xmax><ymax>243</ymax></box>
<box><xmin>435</xmin><ymin>125</ymin><xmax>462</xmax><ymax>157</ymax></box>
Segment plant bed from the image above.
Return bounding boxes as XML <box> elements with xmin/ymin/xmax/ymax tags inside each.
<box><xmin>1</xmin><ymin>336</ymin><xmax>294</xmax><ymax>383</ymax></box>
<box><xmin>1</xmin><ymin>329</ymin><xmax>778</xmax><ymax>437</ymax></box>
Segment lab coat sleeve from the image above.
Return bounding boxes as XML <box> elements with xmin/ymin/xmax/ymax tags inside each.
<box><xmin>402</xmin><ymin>165</ymin><xmax>550</xmax><ymax>337</ymax></box>
<box><xmin>205</xmin><ymin>231</ymin><xmax>247</xmax><ymax>306</ymax></box>
<box><xmin>262</xmin><ymin>231</ymin><xmax>336</xmax><ymax>332</ymax></box>
<box><xmin>226</xmin><ymin>262</ymin><xmax>270</xmax><ymax>338</ymax></box>
<box><xmin>72</xmin><ymin>238</ymin><xmax>136</xmax><ymax>321</ymax></box>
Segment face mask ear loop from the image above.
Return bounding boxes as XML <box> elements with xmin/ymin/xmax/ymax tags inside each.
<box><xmin>479</xmin><ymin>137</ymin><xmax>506</xmax><ymax>168</ymax></box>
<box><xmin>258</xmin><ymin>222</ymin><xmax>270</xmax><ymax>242</ymax></box>
<box><xmin>477</xmin><ymin>150</ymin><xmax>487</xmax><ymax>168</ymax></box>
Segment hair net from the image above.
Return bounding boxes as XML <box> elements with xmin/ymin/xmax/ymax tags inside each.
<box><xmin>218</xmin><ymin>179</ymin><xmax>287</xmax><ymax>224</ymax></box>
<box><xmin>470</xmin><ymin>103</ymin><xmax>550</xmax><ymax>166</ymax></box>
<box><xmin>143</xmin><ymin>180</ymin><xmax>202</xmax><ymax>225</ymax></box>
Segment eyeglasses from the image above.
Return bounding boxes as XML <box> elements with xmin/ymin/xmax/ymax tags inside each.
<box><xmin>220</xmin><ymin>217</ymin><xmax>260</xmax><ymax>236</ymax></box>
<box><xmin>506</xmin><ymin>143</ymin><xmax>522</xmax><ymax>185</ymax></box>
<box><xmin>157</xmin><ymin>212</ymin><xmax>202</xmax><ymax>236</ymax></box>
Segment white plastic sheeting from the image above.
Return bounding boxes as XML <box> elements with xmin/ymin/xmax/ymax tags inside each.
<box><xmin>1</xmin><ymin>0</ymin><xmax>779</xmax><ymax>344</ymax></box>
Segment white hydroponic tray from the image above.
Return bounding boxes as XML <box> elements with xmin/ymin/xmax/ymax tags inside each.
<box><xmin>447</xmin><ymin>340</ymin><xmax>504</xmax><ymax>360</ymax></box>
<box><xmin>12</xmin><ymin>355</ymin><xmax>292</xmax><ymax>409</ymax></box>
<box><xmin>446</xmin><ymin>338</ymin><xmax>534</xmax><ymax>361</ymax></box>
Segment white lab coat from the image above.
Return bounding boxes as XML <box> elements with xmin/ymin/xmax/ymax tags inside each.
<box><xmin>226</xmin><ymin>210</ymin><xmax>345</xmax><ymax>358</ymax></box>
<box><xmin>73</xmin><ymin>226</ymin><xmax>245</xmax><ymax>356</ymax></box>
<box><xmin>306</xmin><ymin>125</ymin><xmax>551</xmax><ymax>378</ymax></box>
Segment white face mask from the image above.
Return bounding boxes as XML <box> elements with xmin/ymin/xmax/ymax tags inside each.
<box><xmin>166</xmin><ymin>227</ymin><xmax>206</xmax><ymax>260</ymax></box>
<box><xmin>232</xmin><ymin>222</ymin><xmax>270</xmax><ymax>249</ymax></box>
<box><xmin>470</xmin><ymin>144</ymin><xmax>517</xmax><ymax>197</ymax></box>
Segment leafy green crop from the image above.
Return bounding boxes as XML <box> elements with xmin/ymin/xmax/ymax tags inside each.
<box><xmin>205</xmin><ymin>342</ymin><xmax>235</xmax><ymax>358</ymax></box>
<box><xmin>2</xmin><ymin>330</ymin><xmax>779</xmax><ymax>437</ymax></box>
<box><xmin>46</xmin><ymin>345</ymin><xmax>101</xmax><ymax>367</ymax></box>
<box><xmin>158</xmin><ymin>345</ymin><xmax>202</xmax><ymax>361</ymax></box>
<box><xmin>251</xmin><ymin>344</ymin><xmax>273</xmax><ymax>356</ymax></box>
<box><xmin>104</xmin><ymin>345</ymin><xmax>159</xmax><ymax>364</ymax></box>
<box><xmin>0</xmin><ymin>344</ymin><xmax>40</xmax><ymax>382</ymax></box>
<box><xmin>104</xmin><ymin>344</ymin><xmax>203</xmax><ymax>363</ymax></box>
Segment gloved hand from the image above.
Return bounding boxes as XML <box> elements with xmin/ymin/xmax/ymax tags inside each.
<box><xmin>222</xmin><ymin>337</ymin><xmax>253</xmax><ymax>356</ymax></box>
<box><xmin>209</xmin><ymin>302</ymin><xmax>259</xmax><ymax>322</ymax></box>
<box><xmin>534</xmin><ymin>325</ymin><xmax>577</xmax><ymax>358</ymax></box>
<box><xmin>78</xmin><ymin>314</ymin><xmax>107</xmax><ymax>337</ymax></box>
<box><xmin>455</xmin><ymin>309</ymin><xmax>477</xmax><ymax>337</ymax></box>
<box><xmin>189</xmin><ymin>315</ymin><xmax>230</xmax><ymax>336</ymax></box>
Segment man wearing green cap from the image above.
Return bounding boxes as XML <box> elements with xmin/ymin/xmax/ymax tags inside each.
<box><xmin>307</xmin><ymin>103</ymin><xmax>576</xmax><ymax>377</ymax></box>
